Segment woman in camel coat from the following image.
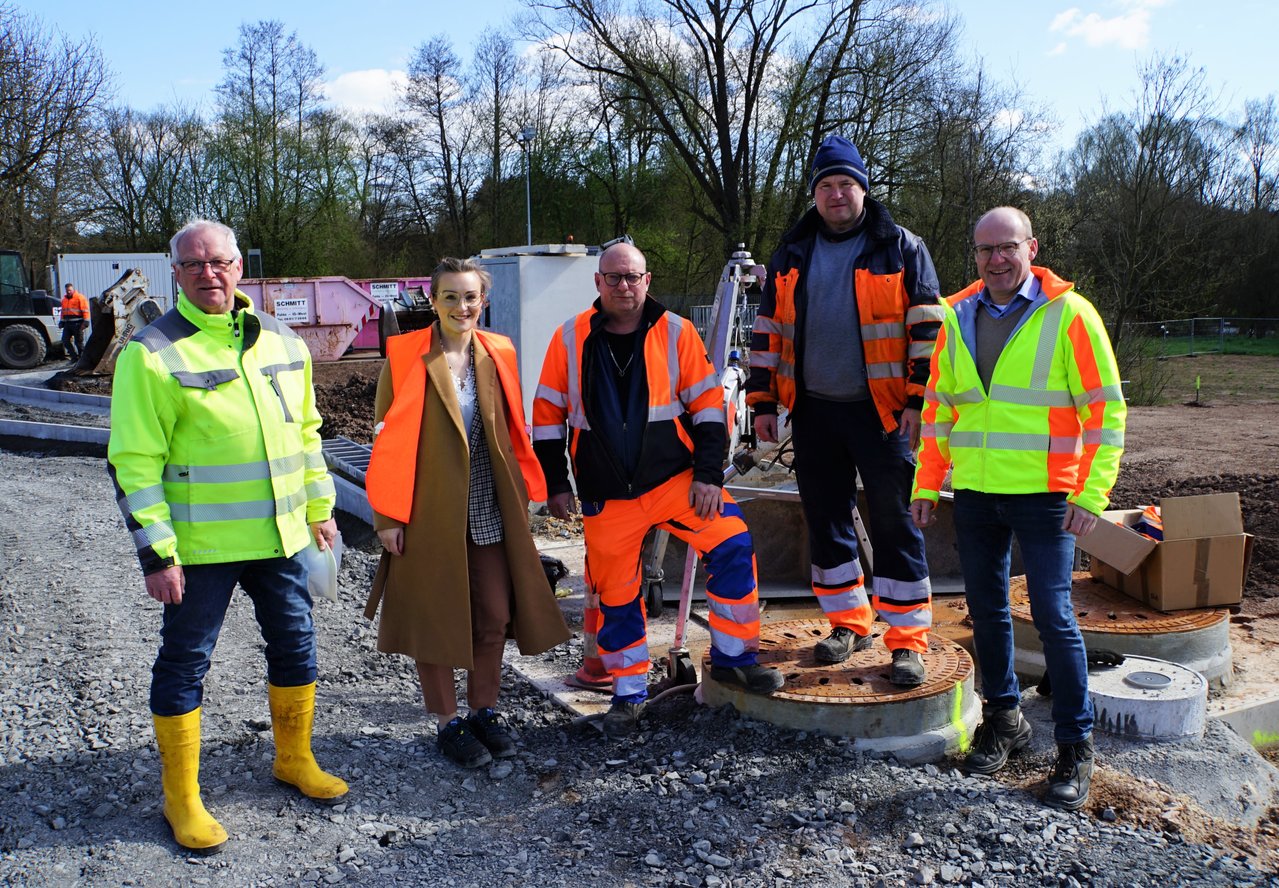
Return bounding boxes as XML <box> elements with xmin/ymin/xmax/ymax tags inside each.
<box><xmin>364</xmin><ymin>257</ymin><xmax>569</xmax><ymax>768</ymax></box>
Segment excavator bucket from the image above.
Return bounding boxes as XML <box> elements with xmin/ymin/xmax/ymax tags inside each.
<box><xmin>71</xmin><ymin>269</ymin><xmax>163</xmax><ymax>376</ymax></box>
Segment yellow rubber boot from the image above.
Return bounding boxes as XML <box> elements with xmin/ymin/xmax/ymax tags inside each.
<box><xmin>268</xmin><ymin>682</ymin><xmax>349</xmax><ymax>803</ymax></box>
<box><xmin>152</xmin><ymin>709</ymin><xmax>229</xmax><ymax>854</ymax></box>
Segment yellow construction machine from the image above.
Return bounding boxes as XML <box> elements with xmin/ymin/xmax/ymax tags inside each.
<box><xmin>65</xmin><ymin>268</ymin><xmax>164</xmax><ymax>376</ymax></box>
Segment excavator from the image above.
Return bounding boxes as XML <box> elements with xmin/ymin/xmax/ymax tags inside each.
<box><xmin>68</xmin><ymin>268</ymin><xmax>164</xmax><ymax>376</ymax></box>
<box><xmin>0</xmin><ymin>251</ymin><xmax>163</xmax><ymax>373</ymax></box>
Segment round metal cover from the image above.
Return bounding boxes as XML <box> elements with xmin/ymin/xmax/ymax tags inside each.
<box><xmin>1010</xmin><ymin>572</ymin><xmax>1227</xmax><ymax>635</ymax></box>
<box><xmin>743</xmin><ymin>619</ymin><xmax>973</xmax><ymax>704</ymax></box>
<box><xmin>1125</xmin><ymin>671</ymin><xmax>1174</xmax><ymax>690</ymax></box>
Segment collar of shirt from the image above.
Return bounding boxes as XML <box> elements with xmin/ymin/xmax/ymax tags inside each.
<box><xmin>978</xmin><ymin>274</ymin><xmax>1040</xmax><ymax>318</ymax></box>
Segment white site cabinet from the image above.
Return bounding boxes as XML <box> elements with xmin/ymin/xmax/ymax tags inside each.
<box><xmin>475</xmin><ymin>244</ymin><xmax>598</xmax><ymax>420</ymax></box>
<box><xmin>55</xmin><ymin>252</ymin><xmax>177</xmax><ymax>312</ymax></box>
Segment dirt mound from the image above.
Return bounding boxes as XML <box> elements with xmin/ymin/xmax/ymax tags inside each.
<box><xmin>1109</xmin><ymin>471</ymin><xmax>1279</xmax><ymax>598</ymax></box>
<box><xmin>315</xmin><ymin>373</ymin><xmax>378</xmax><ymax>441</ymax></box>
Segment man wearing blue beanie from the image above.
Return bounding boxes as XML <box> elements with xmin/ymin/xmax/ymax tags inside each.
<box><xmin>746</xmin><ymin>134</ymin><xmax>944</xmax><ymax>685</ymax></box>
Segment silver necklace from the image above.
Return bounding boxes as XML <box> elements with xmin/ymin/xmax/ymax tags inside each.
<box><xmin>449</xmin><ymin>341</ymin><xmax>474</xmax><ymax>395</ymax></box>
<box><xmin>606</xmin><ymin>342</ymin><xmax>633</xmax><ymax>376</ymax></box>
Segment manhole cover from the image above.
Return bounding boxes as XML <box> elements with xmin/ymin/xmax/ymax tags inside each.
<box><xmin>1125</xmin><ymin>671</ymin><xmax>1174</xmax><ymax>689</ymax></box>
<box><xmin>722</xmin><ymin>619</ymin><xmax>973</xmax><ymax>704</ymax></box>
<box><xmin>1010</xmin><ymin>573</ymin><xmax>1227</xmax><ymax>635</ymax></box>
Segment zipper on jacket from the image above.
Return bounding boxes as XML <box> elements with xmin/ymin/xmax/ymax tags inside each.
<box><xmin>267</xmin><ymin>374</ymin><xmax>294</xmax><ymax>422</ymax></box>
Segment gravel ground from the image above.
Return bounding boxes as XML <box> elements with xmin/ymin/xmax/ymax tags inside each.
<box><xmin>3</xmin><ymin>446</ymin><xmax>1279</xmax><ymax>887</ymax></box>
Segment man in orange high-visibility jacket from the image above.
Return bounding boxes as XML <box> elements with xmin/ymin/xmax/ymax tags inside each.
<box><xmin>911</xmin><ymin>206</ymin><xmax>1126</xmax><ymax>812</ymax></box>
<box><xmin>746</xmin><ymin>135</ymin><xmax>944</xmax><ymax>686</ymax></box>
<box><xmin>533</xmin><ymin>241</ymin><xmax>784</xmax><ymax>736</ymax></box>
<box><xmin>60</xmin><ymin>283</ymin><xmax>91</xmax><ymax>360</ymax></box>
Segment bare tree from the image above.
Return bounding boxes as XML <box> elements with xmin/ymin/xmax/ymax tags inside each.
<box><xmin>401</xmin><ymin>36</ymin><xmax>482</xmax><ymax>254</ymax></box>
<box><xmin>1067</xmin><ymin>56</ymin><xmax>1236</xmax><ymax>345</ymax></box>
<box><xmin>211</xmin><ymin>20</ymin><xmax>355</xmax><ymax>273</ymax></box>
<box><xmin>1238</xmin><ymin>96</ymin><xmax>1278</xmax><ymax>213</ymax></box>
<box><xmin>0</xmin><ymin>2</ymin><xmax>108</xmax><ymax>268</ymax></box>
<box><xmin>471</xmin><ymin>29</ymin><xmax>524</xmax><ymax>245</ymax></box>
<box><xmin>89</xmin><ymin>105</ymin><xmax>209</xmax><ymax>251</ymax></box>
<box><xmin>528</xmin><ymin>0</ymin><xmax>884</xmax><ymax>255</ymax></box>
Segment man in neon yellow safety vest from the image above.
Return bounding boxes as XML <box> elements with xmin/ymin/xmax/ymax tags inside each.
<box><xmin>108</xmin><ymin>220</ymin><xmax>348</xmax><ymax>855</ymax></box>
<box><xmin>911</xmin><ymin>206</ymin><xmax>1125</xmax><ymax>813</ymax></box>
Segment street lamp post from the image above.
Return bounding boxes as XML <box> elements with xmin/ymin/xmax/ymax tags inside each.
<box><xmin>516</xmin><ymin>126</ymin><xmax>534</xmax><ymax>246</ymax></box>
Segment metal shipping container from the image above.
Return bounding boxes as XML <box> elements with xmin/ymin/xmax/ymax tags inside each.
<box><xmin>55</xmin><ymin>253</ymin><xmax>177</xmax><ymax>313</ymax></box>
<box><xmin>475</xmin><ymin>244</ymin><xmax>598</xmax><ymax>420</ymax></box>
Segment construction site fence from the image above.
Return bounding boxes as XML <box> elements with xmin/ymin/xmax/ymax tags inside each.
<box><xmin>690</xmin><ymin>309</ymin><xmax>1279</xmax><ymax>360</ymax></box>
<box><xmin>1122</xmin><ymin>318</ymin><xmax>1279</xmax><ymax>357</ymax></box>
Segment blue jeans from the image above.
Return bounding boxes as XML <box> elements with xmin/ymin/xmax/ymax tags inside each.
<box><xmin>953</xmin><ymin>490</ymin><xmax>1092</xmax><ymax>743</ymax></box>
<box><xmin>150</xmin><ymin>555</ymin><xmax>316</xmax><ymax>716</ymax></box>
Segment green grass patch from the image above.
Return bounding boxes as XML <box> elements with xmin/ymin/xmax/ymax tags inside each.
<box><xmin>1224</xmin><ymin>338</ymin><xmax>1279</xmax><ymax>356</ymax></box>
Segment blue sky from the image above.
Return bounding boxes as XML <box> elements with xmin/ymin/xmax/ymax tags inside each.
<box><xmin>19</xmin><ymin>0</ymin><xmax>1278</xmax><ymax>153</ymax></box>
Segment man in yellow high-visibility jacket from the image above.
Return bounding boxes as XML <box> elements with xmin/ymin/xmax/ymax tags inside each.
<box><xmin>108</xmin><ymin>220</ymin><xmax>347</xmax><ymax>854</ymax></box>
<box><xmin>911</xmin><ymin>206</ymin><xmax>1125</xmax><ymax>812</ymax></box>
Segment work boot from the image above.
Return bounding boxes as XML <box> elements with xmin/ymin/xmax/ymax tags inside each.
<box><xmin>1044</xmin><ymin>737</ymin><xmax>1095</xmax><ymax>811</ymax></box>
<box><xmin>814</xmin><ymin>626</ymin><xmax>873</xmax><ymax>664</ymax></box>
<box><xmin>467</xmin><ymin>708</ymin><xmax>517</xmax><ymax>758</ymax></box>
<box><xmin>437</xmin><ymin>717</ymin><xmax>493</xmax><ymax>768</ymax></box>
<box><xmin>152</xmin><ymin>708</ymin><xmax>228</xmax><ymax>855</ymax></box>
<box><xmin>963</xmin><ymin>706</ymin><xmax>1033</xmax><ymax>775</ymax></box>
<box><xmin>890</xmin><ymin>649</ymin><xmax>926</xmax><ymax>686</ymax></box>
<box><xmin>268</xmin><ymin>682</ymin><xmax>349</xmax><ymax>803</ymax></box>
<box><xmin>710</xmin><ymin>664</ymin><xmax>785</xmax><ymax>694</ymax></box>
<box><xmin>601</xmin><ymin>700</ymin><xmax>646</xmax><ymax>737</ymax></box>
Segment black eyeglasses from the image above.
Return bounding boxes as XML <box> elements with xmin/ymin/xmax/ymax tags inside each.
<box><xmin>601</xmin><ymin>272</ymin><xmax>647</xmax><ymax>287</ymax></box>
<box><xmin>973</xmin><ymin>239</ymin><xmax>1029</xmax><ymax>260</ymax></box>
<box><xmin>177</xmin><ymin>258</ymin><xmax>236</xmax><ymax>273</ymax></box>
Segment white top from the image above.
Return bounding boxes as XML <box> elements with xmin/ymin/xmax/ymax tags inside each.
<box><xmin>453</xmin><ymin>344</ymin><xmax>477</xmax><ymax>432</ymax></box>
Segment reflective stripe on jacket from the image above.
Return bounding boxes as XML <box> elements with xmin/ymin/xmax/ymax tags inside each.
<box><xmin>107</xmin><ymin>291</ymin><xmax>335</xmax><ymax>572</ymax></box>
<box><xmin>912</xmin><ymin>267</ymin><xmax>1126</xmax><ymax>515</ymax></box>
<box><xmin>61</xmin><ymin>292</ymin><xmax>91</xmax><ymax>321</ymax></box>
<box><xmin>366</xmin><ymin>326</ymin><xmax>546</xmax><ymax>524</ymax></box>
<box><xmin>532</xmin><ymin>297</ymin><xmax>725</xmax><ymax>502</ymax></box>
<box><xmin>745</xmin><ymin>198</ymin><xmax>944</xmax><ymax>433</ymax></box>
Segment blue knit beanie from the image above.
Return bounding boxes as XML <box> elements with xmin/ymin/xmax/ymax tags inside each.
<box><xmin>809</xmin><ymin>135</ymin><xmax>869</xmax><ymax>194</ymax></box>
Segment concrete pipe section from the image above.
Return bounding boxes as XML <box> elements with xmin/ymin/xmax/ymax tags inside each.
<box><xmin>1090</xmin><ymin>655</ymin><xmax>1208</xmax><ymax>741</ymax></box>
<box><xmin>1011</xmin><ymin>572</ymin><xmax>1232</xmax><ymax>687</ymax></box>
<box><xmin>701</xmin><ymin>619</ymin><xmax>980</xmax><ymax>764</ymax></box>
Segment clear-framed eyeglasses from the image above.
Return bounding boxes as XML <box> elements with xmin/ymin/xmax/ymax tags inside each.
<box><xmin>434</xmin><ymin>292</ymin><xmax>485</xmax><ymax>309</ymax></box>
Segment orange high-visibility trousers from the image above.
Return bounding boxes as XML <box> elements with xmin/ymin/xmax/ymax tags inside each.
<box><xmin>582</xmin><ymin>470</ymin><xmax>761</xmax><ymax>699</ymax></box>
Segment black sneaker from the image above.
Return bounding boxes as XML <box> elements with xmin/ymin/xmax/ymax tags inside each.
<box><xmin>814</xmin><ymin>626</ymin><xmax>873</xmax><ymax>663</ymax></box>
<box><xmin>1044</xmin><ymin>737</ymin><xmax>1094</xmax><ymax>811</ymax></box>
<box><xmin>437</xmin><ymin>717</ymin><xmax>492</xmax><ymax>768</ymax></box>
<box><xmin>963</xmin><ymin>706</ymin><xmax>1032</xmax><ymax>775</ymax></box>
<box><xmin>890</xmin><ymin>649</ymin><xmax>925</xmax><ymax>686</ymax></box>
<box><xmin>710</xmin><ymin>664</ymin><xmax>785</xmax><ymax>694</ymax></box>
<box><xmin>467</xmin><ymin>708</ymin><xmax>517</xmax><ymax>758</ymax></box>
<box><xmin>601</xmin><ymin>701</ymin><xmax>646</xmax><ymax>737</ymax></box>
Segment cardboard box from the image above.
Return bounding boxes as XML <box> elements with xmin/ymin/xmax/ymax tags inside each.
<box><xmin>1078</xmin><ymin>492</ymin><xmax>1251</xmax><ymax>611</ymax></box>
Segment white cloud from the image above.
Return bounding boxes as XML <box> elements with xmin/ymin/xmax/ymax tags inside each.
<box><xmin>324</xmin><ymin>69</ymin><xmax>407</xmax><ymax>116</ymax></box>
<box><xmin>1049</xmin><ymin>1</ymin><xmax>1166</xmax><ymax>51</ymax></box>
<box><xmin>1048</xmin><ymin>41</ymin><xmax>1068</xmax><ymax>57</ymax></box>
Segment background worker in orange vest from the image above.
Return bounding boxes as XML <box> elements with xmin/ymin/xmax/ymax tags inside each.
<box><xmin>533</xmin><ymin>242</ymin><xmax>784</xmax><ymax>736</ymax></box>
<box><xmin>911</xmin><ymin>206</ymin><xmax>1126</xmax><ymax>810</ymax></box>
<box><xmin>746</xmin><ymin>135</ymin><xmax>944</xmax><ymax>685</ymax></box>
<box><xmin>364</xmin><ymin>257</ymin><xmax>569</xmax><ymax>769</ymax></box>
<box><xmin>60</xmin><ymin>283</ymin><xmax>91</xmax><ymax>360</ymax></box>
